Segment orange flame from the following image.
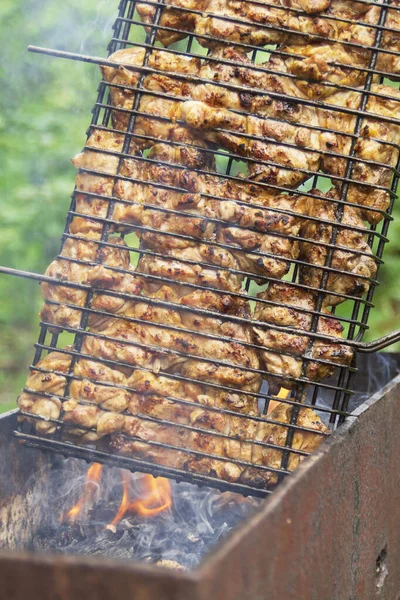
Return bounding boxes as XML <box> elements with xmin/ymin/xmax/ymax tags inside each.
<box><xmin>64</xmin><ymin>462</ymin><xmax>103</xmax><ymax>522</ymax></box>
<box><xmin>267</xmin><ymin>387</ymin><xmax>291</xmax><ymax>414</ymax></box>
<box><xmin>106</xmin><ymin>472</ymin><xmax>172</xmax><ymax>532</ymax></box>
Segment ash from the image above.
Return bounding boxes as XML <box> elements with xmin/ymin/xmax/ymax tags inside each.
<box><xmin>31</xmin><ymin>460</ymin><xmax>260</xmax><ymax>570</ymax></box>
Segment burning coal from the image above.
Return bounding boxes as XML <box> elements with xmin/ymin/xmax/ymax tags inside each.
<box><xmin>31</xmin><ymin>457</ymin><xmax>260</xmax><ymax>570</ymax></box>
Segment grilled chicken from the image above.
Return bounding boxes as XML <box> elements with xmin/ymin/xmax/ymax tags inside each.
<box><xmin>178</xmin><ymin>46</ymin><xmax>336</xmax><ymax>188</ymax></box>
<box><xmin>112</xmin><ymin>389</ymin><xmax>329</xmax><ymax>487</ymax></box>
<box><xmin>114</xmin><ymin>150</ymin><xmax>306</xmax><ymax>282</ymax></box>
<box><xmin>21</xmin><ymin>0</ymin><xmax>384</xmax><ymax>490</ymax></box>
<box><xmin>241</xmin><ymin>403</ymin><xmax>329</xmax><ymax>487</ymax></box>
<box><xmin>253</xmin><ymin>283</ymin><xmax>354</xmax><ymax>392</ymax></box>
<box><xmin>318</xmin><ymin>85</ymin><xmax>400</xmax><ymax>225</ymax></box>
<box><xmin>100</xmin><ymin>47</ymin><xmax>207</xmax><ymax>152</ymax></box>
<box><xmin>97</xmin><ymin>43</ymin><xmax>396</xmax><ymax>229</ymax></box>
<box><xmin>71</xmin><ymin>127</ymin><xmax>140</xmax><ymax>234</ymax></box>
<box><xmin>258</xmin><ymin>49</ymin><xmax>400</xmax><ymax>223</ymax></box>
<box><xmin>137</xmin><ymin>0</ymin><xmax>400</xmax><ymax>80</ymax></box>
<box><xmin>18</xmin><ymin>343</ymin><xmax>329</xmax><ymax>488</ymax></box>
<box><xmin>40</xmin><ymin>233</ymin><xmax>142</xmax><ymax>332</ymax></box>
<box><xmin>136</xmin><ymin>0</ymin><xmax>353</xmax><ymax>47</ymax></box>
<box><xmin>17</xmin><ymin>351</ymin><xmax>72</xmax><ymax>436</ymax></box>
<box><xmin>81</xmin><ymin>284</ymin><xmax>261</xmax><ymax>392</ymax></box>
<box><xmin>100</xmin><ymin>45</ymin><xmax>336</xmax><ymax>190</ymax></box>
<box><xmin>180</xmin><ymin>101</ymin><xmax>323</xmax><ymax>188</ymax></box>
<box><xmin>299</xmin><ymin>191</ymin><xmax>377</xmax><ymax>305</ymax></box>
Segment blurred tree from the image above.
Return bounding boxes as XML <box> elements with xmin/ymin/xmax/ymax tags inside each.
<box><xmin>0</xmin><ymin>0</ymin><xmax>115</xmax><ymax>407</ymax></box>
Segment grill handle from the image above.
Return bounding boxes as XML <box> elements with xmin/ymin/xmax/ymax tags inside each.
<box><xmin>358</xmin><ymin>331</ymin><xmax>400</xmax><ymax>353</ymax></box>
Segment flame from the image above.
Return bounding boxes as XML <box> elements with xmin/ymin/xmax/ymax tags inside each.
<box><xmin>267</xmin><ymin>387</ymin><xmax>291</xmax><ymax>414</ymax></box>
<box><xmin>106</xmin><ymin>472</ymin><xmax>172</xmax><ymax>531</ymax></box>
<box><xmin>64</xmin><ymin>462</ymin><xmax>103</xmax><ymax>522</ymax></box>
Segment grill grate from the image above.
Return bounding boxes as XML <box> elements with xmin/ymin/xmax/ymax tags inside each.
<box><xmin>3</xmin><ymin>0</ymin><xmax>400</xmax><ymax>497</ymax></box>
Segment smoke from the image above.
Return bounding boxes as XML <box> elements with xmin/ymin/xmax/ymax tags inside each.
<box><xmin>310</xmin><ymin>352</ymin><xmax>400</xmax><ymax>427</ymax></box>
<box><xmin>25</xmin><ymin>456</ymin><xmax>260</xmax><ymax>570</ymax></box>
<box><xmin>348</xmin><ymin>351</ymin><xmax>400</xmax><ymax>413</ymax></box>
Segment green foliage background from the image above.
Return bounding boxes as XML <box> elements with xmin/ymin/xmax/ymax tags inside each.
<box><xmin>0</xmin><ymin>0</ymin><xmax>399</xmax><ymax>412</ymax></box>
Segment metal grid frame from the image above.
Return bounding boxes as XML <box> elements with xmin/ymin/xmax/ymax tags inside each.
<box><xmin>4</xmin><ymin>0</ymin><xmax>400</xmax><ymax>497</ymax></box>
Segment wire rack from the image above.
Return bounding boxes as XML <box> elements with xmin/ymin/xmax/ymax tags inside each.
<box><xmin>3</xmin><ymin>0</ymin><xmax>400</xmax><ymax>498</ymax></box>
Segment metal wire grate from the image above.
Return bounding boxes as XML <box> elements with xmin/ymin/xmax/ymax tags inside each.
<box><xmin>3</xmin><ymin>0</ymin><xmax>400</xmax><ymax>497</ymax></box>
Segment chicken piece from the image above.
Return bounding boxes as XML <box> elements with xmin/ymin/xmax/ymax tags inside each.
<box><xmin>101</xmin><ymin>48</ymin><xmax>206</xmax><ymax>151</ymax></box>
<box><xmin>81</xmin><ymin>288</ymin><xmax>261</xmax><ymax>392</ymax></box>
<box><xmin>61</xmin><ymin>356</ymin><xmax>134</xmax><ymax>442</ymax></box>
<box><xmin>114</xmin><ymin>152</ymin><xmax>306</xmax><ymax>281</ymax></box>
<box><xmin>40</xmin><ymin>234</ymin><xmax>143</xmax><ymax>332</ymax></box>
<box><xmin>241</xmin><ymin>403</ymin><xmax>329</xmax><ymax>488</ymax></box>
<box><xmin>138</xmin><ymin>240</ymin><xmax>244</xmax><ymax>294</ymax></box>
<box><xmin>180</xmin><ymin>100</ymin><xmax>325</xmax><ymax>188</ymax></box>
<box><xmin>380</xmin><ymin>5</ymin><xmax>400</xmax><ymax>77</ymax></box>
<box><xmin>137</xmin><ymin>0</ymin><xmax>333</xmax><ymax>48</ymax></box>
<box><xmin>63</xmin><ymin>402</ymin><xmax>126</xmax><ymax>442</ymax></box>
<box><xmin>299</xmin><ymin>191</ymin><xmax>377</xmax><ymax>305</ymax></box>
<box><xmin>253</xmin><ymin>283</ymin><xmax>354</xmax><ymax>392</ymax></box>
<box><xmin>72</xmin><ymin>127</ymin><xmax>139</xmax><ymax>234</ymax></box>
<box><xmin>317</xmin><ymin>85</ymin><xmax>400</xmax><ymax>225</ymax></box>
<box><xmin>112</xmin><ymin>415</ymin><xmax>195</xmax><ymax>473</ymax></box>
<box><xmin>146</xmin><ymin>139</ymin><xmax>215</xmax><ymax>171</ymax></box>
<box><xmin>272</xmin><ymin>45</ymin><xmax>372</xmax><ymax>101</ymax></box>
<box><xmin>128</xmin><ymin>368</ymin><xmax>259</xmax><ymax>417</ymax></box>
<box><xmin>216</xmin><ymin>225</ymin><xmax>299</xmax><ymax>283</ymax></box>
<box><xmin>178</xmin><ymin>46</ymin><xmax>335</xmax><ymax>188</ymax></box>
<box><xmin>70</xmin><ymin>358</ymin><xmax>131</xmax><ymax>413</ymax></box>
<box><xmin>202</xmin><ymin>180</ymin><xmax>306</xmax><ymax>281</ymax></box>
<box><xmin>137</xmin><ymin>0</ymin><xmax>209</xmax><ymax>47</ymax></box>
<box><xmin>199</xmin><ymin>175</ymin><xmax>305</xmax><ymax>231</ymax></box>
<box><xmin>17</xmin><ymin>350</ymin><xmax>72</xmax><ymax>436</ymax></box>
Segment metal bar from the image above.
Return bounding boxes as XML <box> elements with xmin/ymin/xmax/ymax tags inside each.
<box><xmin>13</xmin><ymin>431</ymin><xmax>272</xmax><ymax>498</ymax></box>
<box><xmin>32</xmin><ymin>343</ymin><xmax>355</xmax><ymax>407</ymax></box>
<box><xmin>0</xmin><ymin>264</ymin><xmax>374</xmax><ymax>329</ymax></box>
<box><xmin>27</xmin><ymin>46</ymin><xmax>400</xmax><ymax>128</ymax></box>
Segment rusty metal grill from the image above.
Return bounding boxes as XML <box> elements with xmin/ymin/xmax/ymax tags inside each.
<box><xmin>2</xmin><ymin>0</ymin><xmax>400</xmax><ymax>498</ymax></box>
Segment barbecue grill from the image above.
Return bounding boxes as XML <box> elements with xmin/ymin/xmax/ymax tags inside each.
<box><xmin>1</xmin><ymin>0</ymin><xmax>400</xmax><ymax>499</ymax></box>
